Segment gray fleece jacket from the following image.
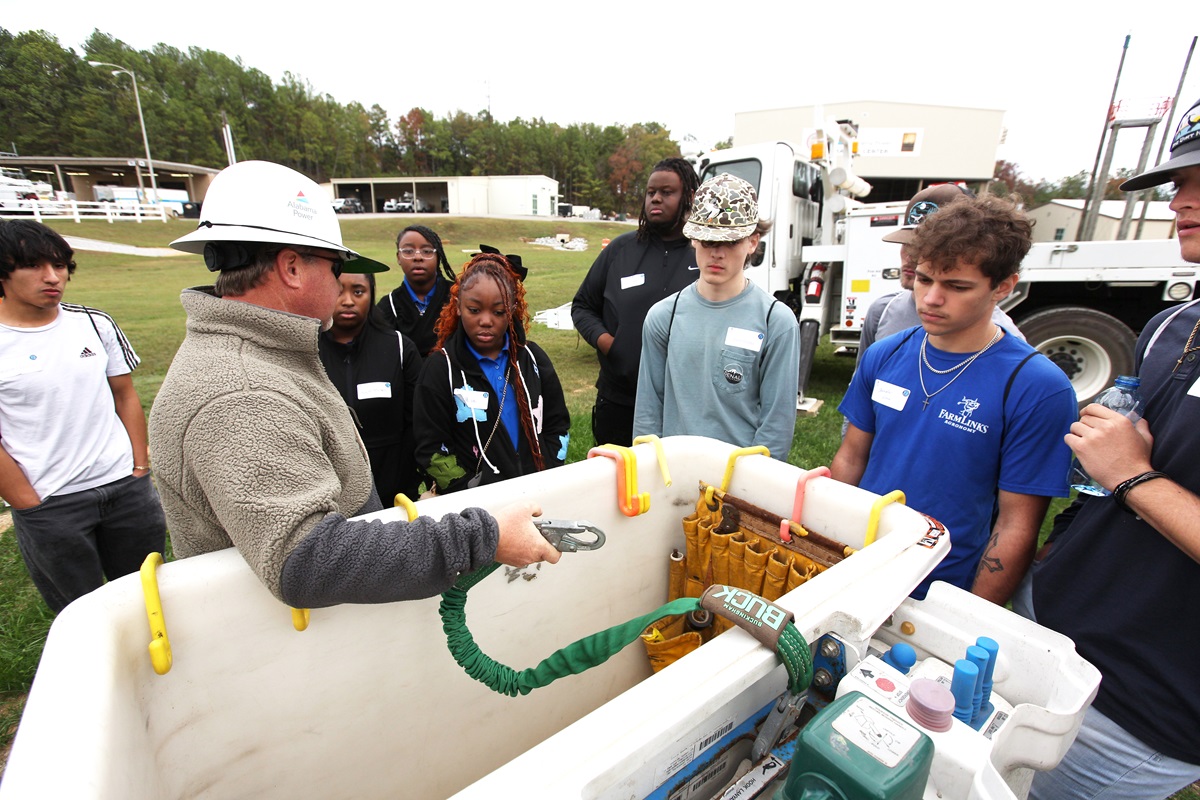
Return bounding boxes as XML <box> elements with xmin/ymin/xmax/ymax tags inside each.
<box><xmin>149</xmin><ymin>288</ymin><xmax>499</xmax><ymax>607</ymax></box>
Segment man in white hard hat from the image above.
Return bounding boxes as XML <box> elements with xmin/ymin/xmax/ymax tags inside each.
<box><xmin>150</xmin><ymin>161</ymin><xmax>558</xmax><ymax>608</ymax></box>
<box><xmin>1025</xmin><ymin>98</ymin><xmax>1200</xmax><ymax>800</ymax></box>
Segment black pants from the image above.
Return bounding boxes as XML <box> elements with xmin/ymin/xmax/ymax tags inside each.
<box><xmin>12</xmin><ymin>472</ymin><xmax>167</xmax><ymax>613</ymax></box>
<box><xmin>591</xmin><ymin>396</ymin><xmax>635</xmax><ymax>448</ymax></box>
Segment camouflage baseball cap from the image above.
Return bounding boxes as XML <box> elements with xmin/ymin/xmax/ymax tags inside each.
<box><xmin>683</xmin><ymin>173</ymin><xmax>760</xmax><ymax>242</ymax></box>
<box><xmin>881</xmin><ymin>184</ymin><xmax>972</xmax><ymax>244</ymax></box>
<box><xmin>1121</xmin><ymin>97</ymin><xmax>1200</xmax><ymax>191</ymax></box>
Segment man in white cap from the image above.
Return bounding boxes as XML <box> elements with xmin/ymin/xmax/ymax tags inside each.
<box><xmin>1026</xmin><ymin>99</ymin><xmax>1200</xmax><ymax>800</ymax></box>
<box><xmin>633</xmin><ymin>173</ymin><xmax>800</xmax><ymax>460</ymax></box>
<box><xmin>150</xmin><ymin>161</ymin><xmax>558</xmax><ymax>609</ymax></box>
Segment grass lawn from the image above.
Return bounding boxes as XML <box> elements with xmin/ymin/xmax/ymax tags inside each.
<box><xmin>2</xmin><ymin>215</ymin><xmax>1171</xmax><ymax>792</ymax></box>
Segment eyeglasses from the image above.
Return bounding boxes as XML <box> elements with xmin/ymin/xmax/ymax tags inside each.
<box><xmin>301</xmin><ymin>252</ymin><xmax>345</xmax><ymax>278</ymax></box>
<box><xmin>399</xmin><ymin>247</ymin><xmax>437</xmax><ymax>258</ymax></box>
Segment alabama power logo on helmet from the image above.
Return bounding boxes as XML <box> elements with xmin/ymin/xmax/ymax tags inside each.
<box><xmin>289</xmin><ymin>190</ymin><xmax>316</xmax><ymax>221</ymax></box>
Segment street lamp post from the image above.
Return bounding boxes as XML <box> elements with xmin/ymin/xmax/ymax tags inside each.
<box><xmin>88</xmin><ymin>60</ymin><xmax>159</xmax><ymax>203</ymax></box>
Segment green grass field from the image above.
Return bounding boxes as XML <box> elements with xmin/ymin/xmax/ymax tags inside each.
<box><xmin>2</xmin><ymin>216</ymin><xmax>1183</xmax><ymax>795</ymax></box>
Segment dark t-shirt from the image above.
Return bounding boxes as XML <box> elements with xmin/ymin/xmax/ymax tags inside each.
<box><xmin>1033</xmin><ymin>299</ymin><xmax>1200</xmax><ymax>764</ymax></box>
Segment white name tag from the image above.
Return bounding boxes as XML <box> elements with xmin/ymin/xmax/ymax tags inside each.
<box><xmin>357</xmin><ymin>381</ymin><xmax>392</xmax><ymax>400</ymax></box>
<box><xmin>1189</xmin><ymin>377</ymin><xmax>1200</xmax><ymax>398</ymax></box>
<box><xmin>724</xmin><ymin>326</ymin><xmax>764</xmax><ymax>352</ymax></box>
<box><xmin>454</xmin><ymin>388</ymin><xmax>490</xmax><ymax>410</ymax></box>
<box><xmin>872</xmin><ymin>379</ymin><xmax>911</xmax><ymax>412</ymax></box>
<box><xmin>0</xmin><ymin>353</ymin><xmax>44</xmax><ymax>380</ymax></box>
<box><xmin>620</xmin><ymin>273</ymin><xmax>646</xmax><ymax>290</ymax></box>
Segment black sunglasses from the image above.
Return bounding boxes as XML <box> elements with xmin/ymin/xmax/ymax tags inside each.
<box><xmin>299</xmin><ymin>251</ymin><xmax>345</xmax><ymax>278</ymax></box>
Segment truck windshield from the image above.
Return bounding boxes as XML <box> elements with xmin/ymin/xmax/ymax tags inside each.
<box><xmin>700</xmin><ymin>159</ymin><xmax>761</xmax><ymax>193</ymax></box>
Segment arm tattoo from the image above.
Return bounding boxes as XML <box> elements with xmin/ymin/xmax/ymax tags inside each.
<box><xmin>977</xmin><ymin>529</ymin><xmax>1004</xmax><ymax>576</ymax></box>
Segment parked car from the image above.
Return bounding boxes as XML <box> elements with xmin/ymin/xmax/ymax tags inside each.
<box><xmin>332</xmin><ymin>198</ymin><xmax>365</xmax><ymax>214</ymax></box>
<box><xmin>384</xmin><ymin>198</ymin><xmax>413</xmax><ymax>213</ymax></box>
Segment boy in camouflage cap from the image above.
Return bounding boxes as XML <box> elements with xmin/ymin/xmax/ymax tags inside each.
<box><xmin>633</xmin><ymin>174</ymin><xmax>800</xmax><ymax>459</ymax></box>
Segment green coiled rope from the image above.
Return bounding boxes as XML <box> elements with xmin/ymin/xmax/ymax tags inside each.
<box><xmin>439</xmin><ymin>563</ymin><xmax>813</xmax><ymax>697</ymax></box>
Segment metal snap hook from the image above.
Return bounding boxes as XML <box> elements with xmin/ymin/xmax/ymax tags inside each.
<box><xmin>534</xmin><ymin>519</ymin><xmax>606</xmax><ymax>552</ymax></box>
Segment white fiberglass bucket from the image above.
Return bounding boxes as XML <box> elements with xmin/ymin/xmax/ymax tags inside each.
<box><xmin>0</xmin><ymin>437</ymin><xmax>1098</xmax><ymax>800</ymax></box>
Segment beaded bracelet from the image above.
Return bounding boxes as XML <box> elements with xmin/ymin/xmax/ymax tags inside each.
<box><xmin>1113</xmin><ymin>470</ymin><xmax>1167</xmax><ymax>514</ymax></box>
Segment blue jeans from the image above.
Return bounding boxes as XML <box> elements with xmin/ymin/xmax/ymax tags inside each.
<box><xmin>12</xmin><ymin>472</ymin><xmax>166</xmax><ymax>613</ymax></box>
<box><xmin>1029</xmin><ymin>705</ymin><xmax>1200</xmax><ymax>800</ymax></box>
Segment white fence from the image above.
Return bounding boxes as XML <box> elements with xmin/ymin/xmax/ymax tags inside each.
<box><xmin>0</xmin><ymin>200</ymin><xmax>177</xmax><ymax>223</ymax></box>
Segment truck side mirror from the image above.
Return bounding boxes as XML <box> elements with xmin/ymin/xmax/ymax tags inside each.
<box><xmin>751</xmin><ymin>239</ymin><xmax>767</xmax><ymax>267</ymax></box>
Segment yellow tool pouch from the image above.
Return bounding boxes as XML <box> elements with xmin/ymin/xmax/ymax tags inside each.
<box><xmin>643</xmin><ymin>482</ymin><xmax>851</xmax><ymax>672</ymax></box>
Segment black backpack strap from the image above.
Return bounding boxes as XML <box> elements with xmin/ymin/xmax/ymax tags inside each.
<box><xmin>999</xmin><ymin>351</ymin><xmax>1038</xmax><ymax>452</ymax></box>
<box><xmin>760</xmin><ymin>300</ymin><xmax>783</xmax><ymax>364</ymax></box>
<box><xmin>879</xmin><ymin>327</ymin><xmax>921</xmax><ymax>371</ymax></box>
<box><xmin>665</xmin><ymin>289</ymin><xmax>685</xmax><ymax>347</ymax></box>
<box><xmin>1003</xmin><ymin>352</ymin><xmax>1037</xmax><ymax>407</ymax></box>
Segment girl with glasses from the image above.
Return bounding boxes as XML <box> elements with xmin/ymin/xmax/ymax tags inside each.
<box><xmin>378</xmin><ymin>224</ymin><xmax>456</xmax><ymax>356</ymax></box>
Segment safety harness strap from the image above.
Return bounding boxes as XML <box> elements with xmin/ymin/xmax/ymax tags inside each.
<box><xmin>440</xmin><ymin>564</ymin><xmax>812</xmax><ymax>697</ymax></box>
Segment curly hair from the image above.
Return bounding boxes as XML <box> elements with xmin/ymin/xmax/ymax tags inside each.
<box><xmin>909</xmin><ymin>194</ymin><xmax>1033</xmax><ymax>287</ymax></box>
<box><xmin>433</xmin><ymin>252</ymin><xmax>544</xmax><ymax>470</ymax></box>
<box><xmin>396</xmin><ymin>224</ymin><xmax>456</xmax><ymax>283</ymax></box>
<box><xmin>0</xmin><ymin>219</ymin><xmax>77</xmax><ymax>296</ymax></box>
<box><xmin>637</xmin><ymin>157</ymin><xmax>700</xmax><ymax>243</ymax></box>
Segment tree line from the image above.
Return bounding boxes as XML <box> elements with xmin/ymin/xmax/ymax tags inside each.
<box><xmin>1</xmin><ymin>28</ymin><xmax>1160</xmax><ymax>216</ymax></box>
<box><xmin>0</xmin><ymin>28</ymin><xmax>679</xmax><ymax>215</ymax></box>
<box><xmin>990</xmin><ymin>160</ymin><xmax>1170</xmax><ymax>205</ymax></box>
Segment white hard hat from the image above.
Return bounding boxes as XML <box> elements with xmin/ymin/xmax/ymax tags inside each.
<box><xmin>171</xmin><ymin>160</ymin><xmax>388</xmax><ymax>273</ymax></box>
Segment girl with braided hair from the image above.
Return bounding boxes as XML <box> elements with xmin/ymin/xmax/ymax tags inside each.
<box><xmin>377</xmin><ymin>224</ymin><xmax>457</xmax><ymax>355</ymax></box>
<box><xmin>413</xmin><ymin>252</ymin><xmax>570</xmax><ymax>494</ymax></box>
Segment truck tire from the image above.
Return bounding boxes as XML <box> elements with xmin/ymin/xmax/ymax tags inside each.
<box><xmin>1017</xmin><ymin>306</ymin><xmax>1136</xmax><ymax>407</ymax></box>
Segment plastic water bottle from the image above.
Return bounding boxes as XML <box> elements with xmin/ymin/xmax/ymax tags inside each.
<box><xmin>1070</xmin><ymin>375</ymin><xmax>1142</xmax><ymax>496</ymax></box>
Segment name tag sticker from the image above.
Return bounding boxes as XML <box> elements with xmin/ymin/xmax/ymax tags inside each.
<box><xmin>724</xmin><ymin>326</ymin><xmax>764</xmax><ymax>352</ymax></box>
<box><xmin>0</xmin><ymin>353</ymin><xmax>43</xmax><ymax>380</ymax></box>
<box><xmin>1189</xmin><ymin>377</ymin><xmax>1200</xmax><ymax>398</ymax></box>
<box><xmin>620</xmin><ymin>273</ymin><xmax>646</xmax><ymax>290</ymax></box>
<box><xmin>357</xmin><ymin>381</ymin><xmax>392</xmax><ymax>400</ymax></box>
<box><xmin>454</xmin><ymin>388</ymin><xmax>490</xmax><ymax>410</ymax></box>
<box><xmin>872</xmin><ymin>379</ymin><xmax>911</xmax><ymax>412</ymax></box>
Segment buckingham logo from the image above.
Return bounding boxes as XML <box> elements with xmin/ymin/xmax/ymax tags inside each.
<box><xmin>705</xmin><ymin>586</ymin><xmax>787</xmax><ymax>630</ymax></box>
<box><xmin>79</xmin><ymin>347</ymin><xmax>97</xmax><ymax>358</ymax></box>
<box><xmin>700</xmin><ymin>584</ymin><xmax>795</xmax><ymax>649</ymax></box>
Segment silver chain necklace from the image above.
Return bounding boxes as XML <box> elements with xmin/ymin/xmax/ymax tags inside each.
<box><xmin>918</xmin><ymin>327</ymin><xmax>1002</xmax><ymax>411</ymax></box>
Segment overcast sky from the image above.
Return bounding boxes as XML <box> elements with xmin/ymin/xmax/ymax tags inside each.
<box><xmin>6</xmin><ymin>1</ymin><xmax>1198</xmax><ymax>184</ymax></box>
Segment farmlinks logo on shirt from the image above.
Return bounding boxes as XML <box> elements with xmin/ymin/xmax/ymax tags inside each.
<box><xmin>938</xmin><ymin>396</ymin><xmax>989</xmax><ymax>435</ymax></box>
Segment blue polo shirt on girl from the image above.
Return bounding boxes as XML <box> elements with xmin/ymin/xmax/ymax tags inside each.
<box><xmin>466</xmin><ymin>334</ymin><xmax>519</xmax><ymax>451</ymax></box>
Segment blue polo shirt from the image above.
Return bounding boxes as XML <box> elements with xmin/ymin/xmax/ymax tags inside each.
<box><xmin>465</xmin><ymin>334</ymin><xmax>518</xmax><ymax>451</ymax></box>
<box><xmin>403</xmin><ymin>275</ymin><xmax>438</xmax><ymax>316</ymax></box>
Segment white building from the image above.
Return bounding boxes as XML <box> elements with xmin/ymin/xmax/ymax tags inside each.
<box><xmin>329</xmin><ymin>174</ymin><xmax>559</xmax><ymax>216</ymax></box>
<box><xmin>1026</xmin><ymin>199</ymin><xmax>1177</xmax><ymax>242</ymax></box>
